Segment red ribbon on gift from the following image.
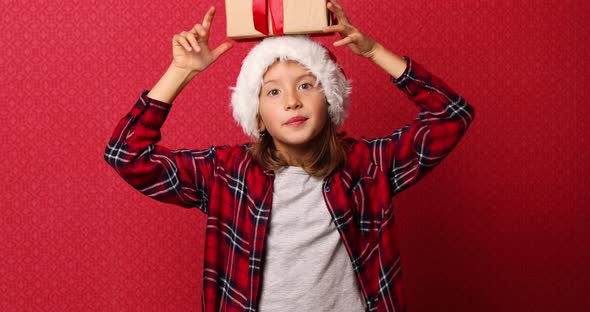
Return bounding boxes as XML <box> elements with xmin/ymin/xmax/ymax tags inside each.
<box><xmin>252</xmin><ymin>0</ymin><xmax>284</xmax><ymax>36</ymax></box>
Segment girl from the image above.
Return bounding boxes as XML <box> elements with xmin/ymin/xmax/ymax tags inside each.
<box><xmin>104</xmin><ymin>1</ymin><xmax>475</xmax><ymax>311</ymax></box>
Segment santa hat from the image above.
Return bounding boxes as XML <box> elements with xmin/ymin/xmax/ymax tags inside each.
<box><xmin>230</xmin><ymin>35</ymin><xmax>352</xmax><ymax>139</ymax></box>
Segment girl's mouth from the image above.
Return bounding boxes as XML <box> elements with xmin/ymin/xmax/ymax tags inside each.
<box><xmin>285</xmin><ymin>116</ymin><xmax>308</xmax><ymax>126</ymax></box>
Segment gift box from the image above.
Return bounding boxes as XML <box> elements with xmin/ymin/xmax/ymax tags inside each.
<box><xmin>225</xmin><ymin>0</ymin><xmax>332</xmax><ymax>39</ymax></box>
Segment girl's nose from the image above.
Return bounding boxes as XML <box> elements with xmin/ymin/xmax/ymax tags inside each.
<box><xmin>284</xmin><ymin>92</ymin><xmax>302</xmax><ymax>110</ymax></box>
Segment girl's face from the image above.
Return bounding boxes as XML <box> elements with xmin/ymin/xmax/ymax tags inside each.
<box><xmin>258</xmin><ymin>60</ymin><xmax>329</xmax><ymax>162</ymax></box>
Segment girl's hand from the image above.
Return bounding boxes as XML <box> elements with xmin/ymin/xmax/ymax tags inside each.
<box><xmin>172</xmin><ymin>6</ymin><xmax>233</xmax><ymax>73</ymax></box>
<box><xmin>322</xmin><ymin>0</ymin><xmax>379</xmax><ymax>59</ymax></box>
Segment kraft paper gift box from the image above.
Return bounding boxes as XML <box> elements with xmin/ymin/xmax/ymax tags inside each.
<box><xmin>225</xmin><ymin>0</ymin><xmax>332</xmax><ymax>39</ymax></box>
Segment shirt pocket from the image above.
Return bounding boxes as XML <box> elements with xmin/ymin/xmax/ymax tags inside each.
<box><xmin>348</xmin><ymin>163</ymin><xmax>392</xmax><ymax>236</ymax></box>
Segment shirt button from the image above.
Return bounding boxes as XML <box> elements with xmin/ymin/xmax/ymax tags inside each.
<box><xmin>323</xmin><ymin>184</ymin><xmax>331</xmax><ymax>192</ymax></box>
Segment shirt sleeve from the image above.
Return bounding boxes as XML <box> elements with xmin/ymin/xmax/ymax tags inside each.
<box><xmin>103</xmin><ymin>90</ymin><xmax>213</xmax><ymax>213</ymax></box>
<box><xmin>369</xmin><ymin>56</ymin><xmax>476</xmax><ymax>197</ymax></box>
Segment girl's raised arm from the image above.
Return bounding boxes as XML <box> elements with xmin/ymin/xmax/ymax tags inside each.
<box><xmin>324</xmin><ymin>0</ymin><xmax>475</xmax><ymax>196</ymax></box>
<box><xmin>322</xmin><ymin>0</ymin><xmax>407</xmax><ymax>79</ymax></box>
<box><xmin>104</xmin><ymin>6</ymin><xmax>232</xmax><ymax>212</ymax></box>
<box><xmin>147</xmin><ymin>6</ymin><xmax>233</xmax><ymax>104</ymax></box>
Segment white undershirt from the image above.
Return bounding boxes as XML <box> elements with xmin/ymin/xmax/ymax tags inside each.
<box><xmin>258</xmin><ymin>166</ymin><xmax>366</xmax><ymax>311</ymax></box>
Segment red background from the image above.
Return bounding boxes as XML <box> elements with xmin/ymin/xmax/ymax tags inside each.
<box><xmin>1</xmin><ymin>0</ymin><xmax>587</xmax><ymax>311</ymax></box>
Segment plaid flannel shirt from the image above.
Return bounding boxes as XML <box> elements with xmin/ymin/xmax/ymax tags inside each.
<box><xmin>104</xmin><ymin>56</ymin><xmax>475</xmax><ymax>311</ymax></box>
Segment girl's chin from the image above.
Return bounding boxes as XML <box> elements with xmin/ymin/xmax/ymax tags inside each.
<box><xmin>272</xmin><ymin>136</ymin><xmax>317</xmax><ymax>149</ymax></box>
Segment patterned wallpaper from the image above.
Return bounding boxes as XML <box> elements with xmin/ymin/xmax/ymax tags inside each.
<box><xmin>0</xmin><ymin>0</ymin><xmax>587</xmax><ymax>311</ymax></box>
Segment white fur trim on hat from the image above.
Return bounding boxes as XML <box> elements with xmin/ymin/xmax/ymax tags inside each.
<box><xmin>230</xmin><ymin>35</ymin><xmax>351</xmax><ymax>139</ymax></box>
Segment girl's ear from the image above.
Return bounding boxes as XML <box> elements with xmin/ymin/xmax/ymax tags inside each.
<box><xmin>257</xmin><ymin>114</ymin><xmax>266</xmax><ymax>133</ymax></box>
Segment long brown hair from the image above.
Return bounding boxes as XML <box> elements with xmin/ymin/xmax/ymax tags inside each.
<box><xmin>249</xmin><ymin>121</ymin><xmax>346</xmax><ymax>178</ymax></box>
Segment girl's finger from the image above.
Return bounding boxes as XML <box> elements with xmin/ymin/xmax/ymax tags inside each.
<box><xmin>333</xmin><ymin>36</ymin><xmax>353</xmax><ymax>47</ymax></box>
<box><xmin>185</xmin><ymin>32</ymin><xmax>201</xmax><ymax>52</ymax></box>
<box><xmin>323</xmin><ymin>24</ymin><xmax>348</xmax><ymax>34</ymax></box>
<box><xmin>327</xmin><ymin>1</ymin><xmax>349</xmax><ymax>24</ymax></box>
<box><xmin>202</xmin><ymin>6</ymin><xmax>215</xmax><ymax>31</ymax></box>
<box><xmin>211</xmin><ymin>41</ymin><xmax>233</xmax><ymax>60</ymax></box>
<box><xmin>191</xmin><ymin>24</ymin><xmax>207</xmax><ymax>39</ymax></box>
<box><xmin>329</xmin><ymin>0</ymin><xmax>342</xmax><ymax>6</ymax></box>
<box><xmin>175</xmin><ymin>35</ymin><xmax>193</xmax><ymax>51</ymax></box>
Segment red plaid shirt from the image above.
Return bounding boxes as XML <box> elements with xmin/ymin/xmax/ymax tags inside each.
<box><xmin>104</xmin><ymin>56</ymin><xmax>474</xmax><ymax>312</ymax></box>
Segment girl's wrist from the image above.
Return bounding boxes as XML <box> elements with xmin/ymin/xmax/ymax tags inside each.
<box><xmin>366</xmin><ymin>44</ymin><xmax>407</xmax><ymax>79</ymax></box>
<box><xmin>147</xmin><ymin>63</ymin><xmax>198</xmax><ymax>104</ymax></box>
<box><xmin>365</xmin><ymin>42</ymin><xmax>383</xmax><ymax>61</ymax></box>
<box><xmin>169</xmin><ymin>63</ymin><xmax>199</xmax><ymax>80</ymax></box>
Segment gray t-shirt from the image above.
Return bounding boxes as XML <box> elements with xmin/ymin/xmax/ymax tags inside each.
<box><xmin>258</xmin><ymin>166</ymin><xmax>366</xmax><ymax>311</ymax></box>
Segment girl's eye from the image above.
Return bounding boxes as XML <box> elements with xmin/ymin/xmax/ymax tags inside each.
<box><xmin>300</xmin><ymin>82</ymin><xmax>313</xmax><ymax>90</ymax></box>
<box><xmin>267</xmin><ymin>89</ymin><xmax>280</xmax><ymax>96</ymax></box>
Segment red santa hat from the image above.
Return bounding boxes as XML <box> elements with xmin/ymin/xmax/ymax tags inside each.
<box><xmin>230</xmin><ymin>35</ymin><xmax>352</xmax><ymax>139</ymax></box>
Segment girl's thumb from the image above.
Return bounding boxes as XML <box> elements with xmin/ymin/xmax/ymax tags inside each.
<box><xmin>212</xmin><ymin>42</ymin><xmax>233</xmax><ymax>60</ymax></box>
